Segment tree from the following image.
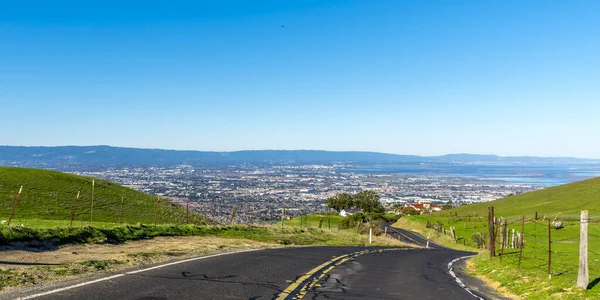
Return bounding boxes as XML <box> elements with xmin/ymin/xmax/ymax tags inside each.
<box><xmin>326</xmin><ymin>193</ymin><xmax>353</xmax><ymax>212</ymax></box>
<box><xmin>353</xmin><ymin>190</ymin><xmax>384</xmax><ymax>213</ymax></box>
<box><xmin>400</xmin><ymin>206</ymin><xmax>419</xmax><ymax>216</ymax></box>
<box><xmin>442</xmin><ymin>200</ymin><xmax>454</xmax><ymax>210</ymax></box>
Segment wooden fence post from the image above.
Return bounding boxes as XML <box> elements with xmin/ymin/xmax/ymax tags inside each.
<box><xmin>451</xmin><ymin>227</ymin><xmax>458</xmax><ymax>243</ymax></box>
<box><xmin>494</xmin><ymin>219</ymin><xmax>500</xmax><ymax>250</ymax></box>
<box><xmin>7</xmin><ymin>186</ymin><xmax>23</xmax><ymax>226</ymax></box>
<box><xmin>229</xmin><ymin>207</ymin><xmax>237</xmax><ymax>225</ymax></box>
<box><xmin>488</xmin><ymin>207</ymin><xmax>495</xmax><ymax>258</ymax></box>
<box><xmin>70</xmin><ymin>191</ymin><xmax>81</xmax><ymax>227</ymax></box>
<box><xmin>510</xmin><ymin>229</ymin><xmax>514</xmax><ymax>249</ymax></box>
<box><xmin>577</xmin><ymin>210</ymin><xmax>589</xmax><ymax>289</ymax></box>
<box><xmin>500</xmin><ymin>219</ymin><xmax>507</xmax><ymax>263</ymax></box>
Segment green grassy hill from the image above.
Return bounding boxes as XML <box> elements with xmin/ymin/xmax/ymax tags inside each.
<box><xmin>446</xmin><ymin>177</ymin><xmax>600</xmax><ymax>219</ymax></box>
<box><xmin>0</xmin><ymin>167</ymin><xmax>207</xmax><ymax>226</ymax></box>
<box><xmin>282</xmin><ymin>214</ymin><xmax>342</xmax><ymax>229</ymax></box>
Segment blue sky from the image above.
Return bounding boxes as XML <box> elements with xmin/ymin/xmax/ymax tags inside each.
<box><xmin>1</xmin><ymin>1</ymin><xmax>599</xmax><ymax>158</ymax></box>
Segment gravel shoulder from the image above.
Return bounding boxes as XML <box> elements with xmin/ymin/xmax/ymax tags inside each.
<box><xmin>0</xmin><ymin>236</ymin><xmax>278</xmax><ymax>293</ymax></box>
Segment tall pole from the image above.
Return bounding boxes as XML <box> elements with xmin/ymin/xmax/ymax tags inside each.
<box><xmin>577</xmin><ymin>210</ymin><xmax>589</xmax><ymax>289</ymax></box>
<box><xmin>7</xmin><ymin>186</ymin><xmax>23</xmax><ymax>226</ymax></box>
<box><xmin>90</xmin><ymin>180</ymin><xmax>95</xmax><ymax>224</ymax></box>
<box><xmin>70</xmin><ymin>191</ymin><xmax>81</xmax><ymax>227</ymax></box>
<box><xmin>186</xmin><ymin>197</ymin><xmax>189</xmax><ymax>224</ymax></box>
<box><xmin>281</xmin><ymin>208</ymin><xmax>285</xmax><ymax>229</ymax></box>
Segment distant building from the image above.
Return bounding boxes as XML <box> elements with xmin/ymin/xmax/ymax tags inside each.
<box><xmin>339</xmin><ymin>208</ymin><xmax>362</xmax><ymax>217</ymax></box>
<box><xmin>406</xmin><ymin>203</ymin><xmax>442</xmax><ymax>213</ymax></box>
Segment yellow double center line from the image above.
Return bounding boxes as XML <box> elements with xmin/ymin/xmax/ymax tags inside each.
<box><xmin>275</xmin><ymin>248</ymin><xmax>404</xmax><ymax>300</ymax></box>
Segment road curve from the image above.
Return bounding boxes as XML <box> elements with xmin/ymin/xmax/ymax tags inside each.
<box><xmin>2</xmin><ymin>242</ymin><xmax>482</xmax><ymax>300</ymax></box>
<box><xmin>386</xmin><ymin>225</ymin><xmax>447</xmax><ymax>249</ymax></box>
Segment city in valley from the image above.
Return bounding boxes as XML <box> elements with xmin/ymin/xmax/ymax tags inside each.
<box><xmin>76</xmin><ymin>164</ymin><xmax>541</xmax><ymax>224</ymax></box>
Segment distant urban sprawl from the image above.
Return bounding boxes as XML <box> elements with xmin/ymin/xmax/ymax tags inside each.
<box><xmin>76</xmin><ymin>164</ymin><xmax>540</xmax><ymax>224</ymax></box>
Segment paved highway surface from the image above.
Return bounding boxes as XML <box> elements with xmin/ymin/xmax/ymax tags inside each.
<box><xmin>3</xmin><ymin>228</ymin><xmax>486</xmax><ymax>300</ymax></box>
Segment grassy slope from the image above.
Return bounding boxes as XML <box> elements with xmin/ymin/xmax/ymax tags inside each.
<box><xmin>394</xmin><ymin>177</ymin><xmax>600</xmax><ymax>299</ymax></box>
<box><xmin>446</xmin><ymin>177</ymin><xmax>600</xmax><ymax>219</ymax></box>
<box><xmin>282</xmin><ymin>214</ymin><xmax>342</xmax><ymax>229</ymax></box>
<box><xmin>0</xmin><ymin>223</ymin><xmax>408</xmax><ymax>247</ymax></box>
<box><xmin>0</xmin><ymin>167</ymin><xmax>207</xmax><ymax>225</ymax></box>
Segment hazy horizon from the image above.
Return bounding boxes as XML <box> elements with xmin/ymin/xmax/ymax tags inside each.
<box><xmin>2</xmin><ymin>144</ymin><xmax>599</xmax><ymax>160</ymax></box>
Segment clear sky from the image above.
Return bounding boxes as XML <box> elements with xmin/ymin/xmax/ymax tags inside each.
<box><xmin>1</xmin><ymin>1</ymin><xmax>599</xmax><ymax>158</ymax></box>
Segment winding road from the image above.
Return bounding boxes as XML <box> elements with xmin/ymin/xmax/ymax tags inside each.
<box><xmin>3</xmin><ymin>228</ymin><xmax>487</xmax><ymax>300</ymax></box>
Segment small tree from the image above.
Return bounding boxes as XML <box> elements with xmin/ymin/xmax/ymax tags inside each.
<box><xmin>326</xmin><ymin>193</ymin><xmax>353</xmax><ymax>212</ymax></box>
<box><xmin>472</xmin><ymin>231</ymin><xmax>488</xmax><ymax>249</ymax></box>
<box><xmin>442</xmin><ymin>200</ymin><xmax>454</xmax><ymax>210</ymax></box>
<box><xmin>353</xmin><ymin>190</ymin><xmax>384</xmax><ymax>213</ymax></box>
<box><xmin>400</xmin><ymin>206</ymin><xmax>419</xmax><ymax>216</ymax></box>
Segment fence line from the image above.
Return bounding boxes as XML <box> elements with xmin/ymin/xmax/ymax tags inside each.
<box><xmin>432</xmin><ymin>207</ymin><xmax>597</xmax><ymax>290</ymax></box>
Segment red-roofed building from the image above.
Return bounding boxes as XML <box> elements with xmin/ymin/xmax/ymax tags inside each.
<box><xmin>406</xmin><ymin>203</ymin><xmax>443</xmax><ymax>214</ymax></box>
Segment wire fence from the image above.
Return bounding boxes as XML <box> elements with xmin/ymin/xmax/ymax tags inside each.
<box><xmin>0</xmin><ymin>183</ymin><xmax>199</xmax><ymax>227</ymax></box>
<box><xmin>432</xmin><ymin>209</ymin><xmax>600</xmax><ymax>289</ymax></box>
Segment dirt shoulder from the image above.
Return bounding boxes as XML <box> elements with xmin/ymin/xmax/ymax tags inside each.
<box><xmin>0</xmin><ymin>236</ymin><xmax>278</xmax><ymax>292</ymax></box>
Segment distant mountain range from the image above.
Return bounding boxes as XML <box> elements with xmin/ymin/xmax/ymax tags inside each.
<box><xmin>0</xmin><ymin>146</ymin><xmax>598</xmax><ymax>169</ymax></box>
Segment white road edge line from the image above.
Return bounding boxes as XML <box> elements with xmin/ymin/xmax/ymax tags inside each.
<box><xmin>17</xmin><ymin>248</ymin><xmax>265</xmax><ymax>300</ymax></box>
<box><xmin>447</xmin><ymin>255</ymin><xmax>485</xmax><ymax>300</ymax></box>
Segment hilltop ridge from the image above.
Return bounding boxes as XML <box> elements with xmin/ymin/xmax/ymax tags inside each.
<box><xmin>446</xmin><ymin>176</ymin><xmax>600</xmax><ymax>218</ymax></box>
<box><xmin>1</xmin><ymin>145</ymin><xmax>597</xmax><ymax>169</ymax></box>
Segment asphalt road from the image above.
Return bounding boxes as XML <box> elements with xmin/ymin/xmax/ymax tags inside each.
<box><xmin>385</xmin><ymin>225</ymin><xmax>447</xmax><ymax>249</ymax></box>
<box><xmin>5</xmin><ymin>249</ymin><xmax>479</xmax><ymax>300</ymax></box>
<box><xmin>4</xmin><ymin>230</ymin><xmax>483</xmax><ymax>300</ymax></box>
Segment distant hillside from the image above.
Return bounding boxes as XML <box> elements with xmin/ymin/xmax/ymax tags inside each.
<box><xmin>0</xmin><ymin>146</ymin><xmax>596</xmax><ymax>169</ymax></box>
<box><xmin>0</xmin><ymin>167</ymin><xmax>208</xmax><ymax>225</ymax></box>
<box><xmin>447</xmin><ymin>177</ymin><xmax>600</xmax><ymax>218</ymax></box>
